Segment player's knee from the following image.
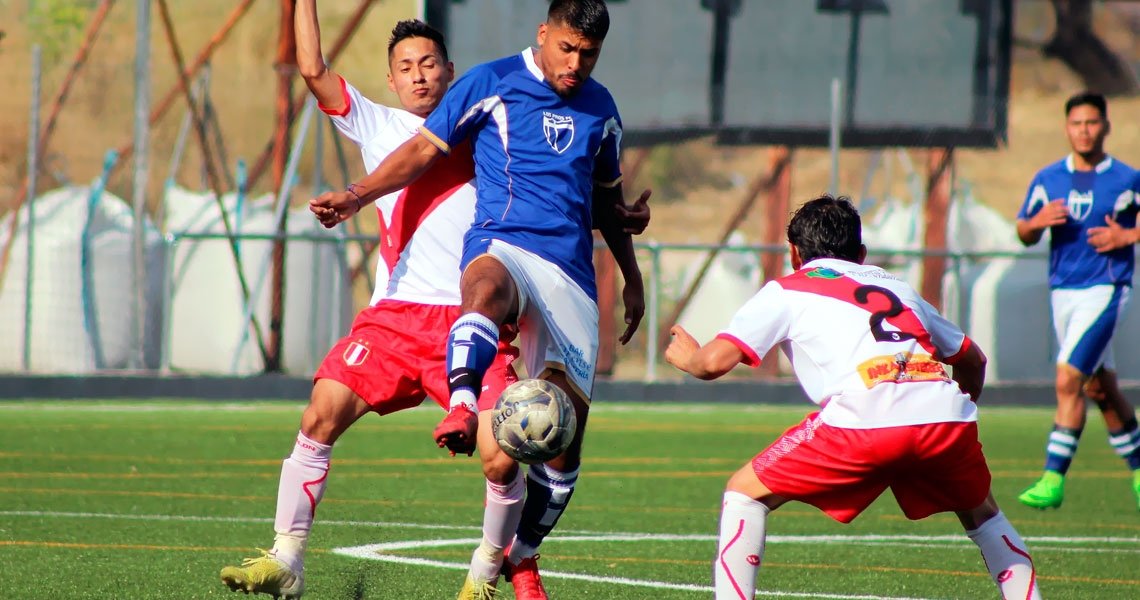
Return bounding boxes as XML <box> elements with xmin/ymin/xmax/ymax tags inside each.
<box><xmin>1055</xmin><ymin>367</ymin><xmax>1084</xmax><ymax>398</ymax></box>
<box><xmin>461</xmin><ymin>264</ymin><xmax>516</xmax><ymax>317</ymax></box>
<box><xmin>482</xmin><ymin>449</ymin><xmax>519</xmax><ymax>484</ymax></box>
<box><xmin>302</xmin><ymin>380</ymin><xmax>367</xmax><ymax>444</ymax></box>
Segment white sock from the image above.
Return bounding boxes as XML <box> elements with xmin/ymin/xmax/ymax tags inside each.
<box><xmin>470</xmin><ymin>467</ymin><xmax>526</xmax><ymax>581</ymax></box>
<box><xmin>714</xmin><ymin>491</ymin><xmax>769</xmax><ymax>600</ymax></box>
<box><xmin>272</xmin><ymin>432</ymin><xmax>332</xmax><ymax>571</ymax></box>
<box><xmin>967</xmin><ymin>511</ymin><xmax>1041</xmax><ymax>600</ymax></box>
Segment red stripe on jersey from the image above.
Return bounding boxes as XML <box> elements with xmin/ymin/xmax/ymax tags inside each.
<box><xmin>715</xmin><ymin>333</ymin><xmax>762</xmax><ymax>367</ymax></box>
<box><xmin>318</xmin><ymin>76</ymin><xmax>352</xmax><ymax>117</ymax></box>
<box><xmin>376</xmin><ymin>140</ymin><xmax>475</xmax><ymax>275</ymax></box>
<box><xmin>778</xmin><ymin>268</ymin><xmax>939</xmax><ymax>357</ymax></box>
<box><xmin>942</xmin><ymin>336</ymin><xmax>973</xmax><ymax>365</ymax></box>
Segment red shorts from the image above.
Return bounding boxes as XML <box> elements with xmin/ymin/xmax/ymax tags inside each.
<box><xmin>313</xmin><ymin>300</ymin><xmax>518</xmax><ymax>415</ymax></box>
<box><xmin>752</xmin><ymin>412</ymin><xmax>991</xmax><ymax>524</ymax></box>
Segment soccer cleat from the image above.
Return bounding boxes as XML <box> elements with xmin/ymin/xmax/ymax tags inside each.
<box><xmin>1132</xmin><ymin>470</ymin><xmax>1140</xmax><ymax>511</ymax></box>
<box><xmin>434</xmin><ymin>405</ymin><xmax>479</xmax><ymax>456</ymax></box>
<box><xmin>220</xmin><ymin>549</ymin><xmax>304</xmax><ymax>599</ymax></box>
<box><xmin>1017</xmin><ymin>471</ymin><xmax>1065</xmax><ymax>509</ymax></box>
<box><xmin>457</xmin><ymin>573</ymin><xmax>499</xmax><ymax>600</ymax></box>
<box><xmin>503</xmin><ymin>555</ymin><xmax>548</xmax><ymax>600</ymax></box>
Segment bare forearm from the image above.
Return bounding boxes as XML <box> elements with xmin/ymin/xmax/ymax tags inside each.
<box><xmin>353</xmin><ymin>135</ymin><xmax>441</xmax><ymax>205</ymax></box>
<box><xmin>950</xmin><ymin>344</ymin><xmax>987</xmax><ymax>402</ymax></box>
<box><xmin>1015</xmin><ymin>220</ymin><xmax>1044</xmax><ymax>247</ymax></box>
<box><xmin>599</xmin><ymin>223</ymin><xmax>641</xmax><ymax>285</ymax></box>
<box><xmin>682</xmin><ymin>344</ymin><xmax>739</xmax><ymax>380</ymax></box>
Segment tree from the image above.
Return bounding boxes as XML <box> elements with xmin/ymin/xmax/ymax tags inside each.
<box><xmin>1045</xmin><ymin>0</ymin><xmax>1139</xmax><ymax>95</ymax></box>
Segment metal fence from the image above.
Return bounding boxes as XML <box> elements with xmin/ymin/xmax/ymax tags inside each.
<box><xmin>4</xmin><ymin>223</ymin><xmax>1071</xmax><ymax>381</ymax></box>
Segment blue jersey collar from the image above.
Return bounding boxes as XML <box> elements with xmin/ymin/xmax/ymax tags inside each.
<box><xmin>1065</xmin><ymin>153</ymin><xmax>1113</xmax><ymax>174</ymax></box>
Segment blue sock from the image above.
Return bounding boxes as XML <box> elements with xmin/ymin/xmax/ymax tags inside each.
<box><xmin>1044</xmin><ymin>424</ymin><xmax>1083</xmax><ymax>475</ymax></box>
<box><xmin>509</xmin><ymin>464</ymin><xmax>578</xmax><ymax>562</ymax></box>
<box><xmin>1108</xmin><ymin>418</ymin><xmax>1140</xmax><ymax>471</ymax></box>
<box><xmin>445</xmin><ymin>313</ymin><xmax>499</xmax><ymax>411</ymax></box>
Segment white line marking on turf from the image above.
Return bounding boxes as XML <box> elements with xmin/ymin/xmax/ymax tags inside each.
<box><xmin>333</xmin><ymin>537</ymin><xmax>941</xmax><ymax>600</ymax></box>
<box><xmin>4</xmin><ymin>511</ymin><xmax>1138</xmax><ymax>550</ymax></box>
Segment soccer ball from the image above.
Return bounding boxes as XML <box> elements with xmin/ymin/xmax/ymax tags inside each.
<box><xmin>491</xmin><ymin>379</ymin><xmax>577</xmax><ymax>465</ymax></box>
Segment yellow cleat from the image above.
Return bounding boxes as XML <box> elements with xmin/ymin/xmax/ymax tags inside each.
<box><xmin>457</xmin><ymin>573</ymin><xmax>499</xmax><ymax>600</ymax></box>
<box><xmin>1132</xmin><ymin>470</ymin><xmax>1140</xmax><ymax>511</ymax></box>
<box><xmin>220</xmin><ymin>549</ymin><xmax>304</xmax><ymax>599</ymax></box>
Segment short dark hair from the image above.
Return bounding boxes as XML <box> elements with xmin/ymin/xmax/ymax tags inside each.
<box><xmin>547</xmin><ymin>0</ymin><xmax>610</xmax><ymax>41</ymax></box>
<box><xmin>387</xmin><ymin>19</ymin><xmax>449</xmax><ymax>63</ymax></box>
<box><xmin>787</xmin><ymin>194</ymin><xmax>863</xmax><ymax>263</ymax></box>
<box><xmin>1064</xmin><ymin>91</ymin><xmax>1107</xmax><ymax>119</ymax></box>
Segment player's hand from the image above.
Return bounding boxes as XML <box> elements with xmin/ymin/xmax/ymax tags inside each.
<box><xmin>614</xmin><ymin>188</ymin><xmax>651</xmax><ymax>234</ymax></box>
<box><xmin>618</xmin><ymin>278</ymin><xmax>645</xmax><ymax>345</ymax></box>
<box><xmin>1087</xmin><ymin>215</ymin><xmax>1137</xmax><ymax>253</ymax></box>
<box><xmin>1029</xmin><ymin>199</ymin><xmax>1068</xmax><ymax>230</ymax></box>
<box><xmin>665</xmin><ymin>325</ymin><xmax>700</xmax><ymax>373</ymax></box>
<box><xmin>309</xmin><ymin>190</ymin><xmax>361</xmax><ymax>228</ymax></box>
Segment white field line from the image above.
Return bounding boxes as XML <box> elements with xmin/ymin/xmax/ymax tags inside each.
<box><xmin>334</xmin><ymin>537</ymin><xmax>940</xmax><ymax>600</ymax></box>
<box><xmin>2</xmin><ymin>510</ymin><xmax>1138</xmax><ymax>549</ymax></box>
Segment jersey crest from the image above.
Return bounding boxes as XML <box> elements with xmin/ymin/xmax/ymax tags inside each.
<box><xmin>1066</xmin><ymin>189</ymin><xmax>1094</xmax><ymax>221</ymax></box>
<box><xmin>542</xmin><ymin>111</ymin><xmax>575</xmax><ymax>154</ymax></box>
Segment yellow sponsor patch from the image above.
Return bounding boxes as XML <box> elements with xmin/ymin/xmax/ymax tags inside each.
<box><xmin>857</xmin><ymin>353</ymin><xmax>950</xmax><ymax>388</ymax></box>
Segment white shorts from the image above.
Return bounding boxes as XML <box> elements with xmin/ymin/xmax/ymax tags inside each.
<box><xmin>1051</xmin><ymin>284</ymin><xmax>1131</xmax><ymax>376</ymax></box>
<box><xmin>481</xmin><ymin>240</ymin><xmax>599</xmax><ymax>401</ymax></box>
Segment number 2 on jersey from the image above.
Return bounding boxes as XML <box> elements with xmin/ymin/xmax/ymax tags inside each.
<box><xmin>854</xmin><ymin>285</ymin><xmax>917</xmax><ymax>343</ymax></box>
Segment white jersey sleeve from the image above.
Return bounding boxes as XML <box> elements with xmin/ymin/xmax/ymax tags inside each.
<box><xmin>903</xmin><ymin>289</ymin><xmax>969</xmax><ymax>362</ymax></box>
<box><xmin>717</xmin><ymin>280</ymin><xmax>792</xmax><ymax>367</ymax></box>
<box><xmin>320</xmin><ymin>76</ymin><xmax>395</xmax><ymax>147</ymax></box>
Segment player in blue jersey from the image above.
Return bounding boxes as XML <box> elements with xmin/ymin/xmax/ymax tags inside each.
<box><xmin>310</xmin><ymin>2</ymin><xmax>642</xmax><ymax>597</ymax></box>
<box><xmin>1015</xmin><ymin>92</ymin><xmax>1140</xmax><ymax>511</ymax></box>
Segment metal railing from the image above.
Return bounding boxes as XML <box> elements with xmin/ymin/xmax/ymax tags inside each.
<box><xmin>146</xmin><ymin>230</ymin><xmax>1048</xmax><ymax>381</ymax></box>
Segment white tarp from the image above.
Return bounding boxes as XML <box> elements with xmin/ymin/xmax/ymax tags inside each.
<box><xmin>164</xmin><ymin>186</ymin><xmax>352</xmax><ymax>375</ymax></box>
<box><xmin>0</xmin><ymin>186</ymin><xmax>164</xmax><ymax>373</ymax></box>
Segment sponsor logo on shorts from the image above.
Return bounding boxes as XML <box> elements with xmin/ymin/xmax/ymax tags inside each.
<box><xmin>343</xmin><ymin>341</ymin><xmax>370</xmax><ymax>367</ymax></box>
<box><xmin>560</xmin><ymin>343</ymin><xmax>592</xmax><ymax>383</ymax></box>
<box><xmin>857</xmin><ymin>352</ymin><xmax>949</xmax><ymax>388</ymax></box>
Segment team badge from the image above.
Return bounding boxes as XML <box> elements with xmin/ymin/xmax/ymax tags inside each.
<box><xmin>343</xmin><ymin>341</ymin><xmax>370</xmax><ymax>366</ymax></box>
<box><xmin>542</xmin><ymin>111</ymin><xmax>575</xmax><ymax>154</ymax></box>
<box><xmin>1067</xmin><ymin>189</ymin><xmax>1093</xmax><ymax>222</ymax></box>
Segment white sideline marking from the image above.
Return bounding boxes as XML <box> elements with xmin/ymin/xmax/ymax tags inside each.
<box><xmin>3</xmin><ymin>511</ymin><xmax>1139</xmax><ymax>549</ymax></box>
<box><xmin>334</xmin><ymin>536</ymin><xmax>940</xmax><ymax>600</ymax></box>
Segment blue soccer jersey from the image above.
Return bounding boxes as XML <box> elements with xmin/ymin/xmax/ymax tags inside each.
<box><xmin>1017</xmin><ymin>155</ymin><xmax>1140</xmax><ymax>289</ymax></box>
<box><xmin>419</xmin><ymin>50</ymin><xmax>623</xmax><ymax>301</ymax></box>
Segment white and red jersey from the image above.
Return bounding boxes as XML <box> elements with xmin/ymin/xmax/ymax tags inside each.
<box><xmin>321</xmin><ymin>76</ymin><xmax>475</xmax><ymax>306</ymax></box>
<box><xmin>718</xmin><ymin>258</ymin><xmax>978</xmax><ymax>429</ymax></box>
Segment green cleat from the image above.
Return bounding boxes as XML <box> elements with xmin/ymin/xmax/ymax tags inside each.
<box><xmin>1018</xmin><ymin>471</ymin><xmax>1065</xmax><ymax>509</ymax></box>
<box><xmin>457</xmin><ymin>573</ymin><xmax>499</xmax><ymax>600</ymax></box>
<box><xmin>220</xmin><ymin>549</ymin><xmax>304</xmax><ymax>599</ymax></box>
<box><xmin>1132</xmin><ymin>470</ymin><xmax>1140</xmax><ymax>512</ymax></box>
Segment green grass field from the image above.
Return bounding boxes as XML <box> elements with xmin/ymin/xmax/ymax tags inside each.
<box><xmin>1</xmin><ymin>400</ymin><xmax>1137</xmax><ymax>599</ymax></box>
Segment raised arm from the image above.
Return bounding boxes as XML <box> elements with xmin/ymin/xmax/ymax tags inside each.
<box><xmin>295</xmin><ymin>0</ymin><xmax>345</xmax><ymax>111</ymax></box>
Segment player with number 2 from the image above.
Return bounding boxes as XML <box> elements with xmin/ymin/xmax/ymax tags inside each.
<box><xmin>666</xmin><ymin>195</ymin><xmax>1042</xmax><ymax>600</ymax></box>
